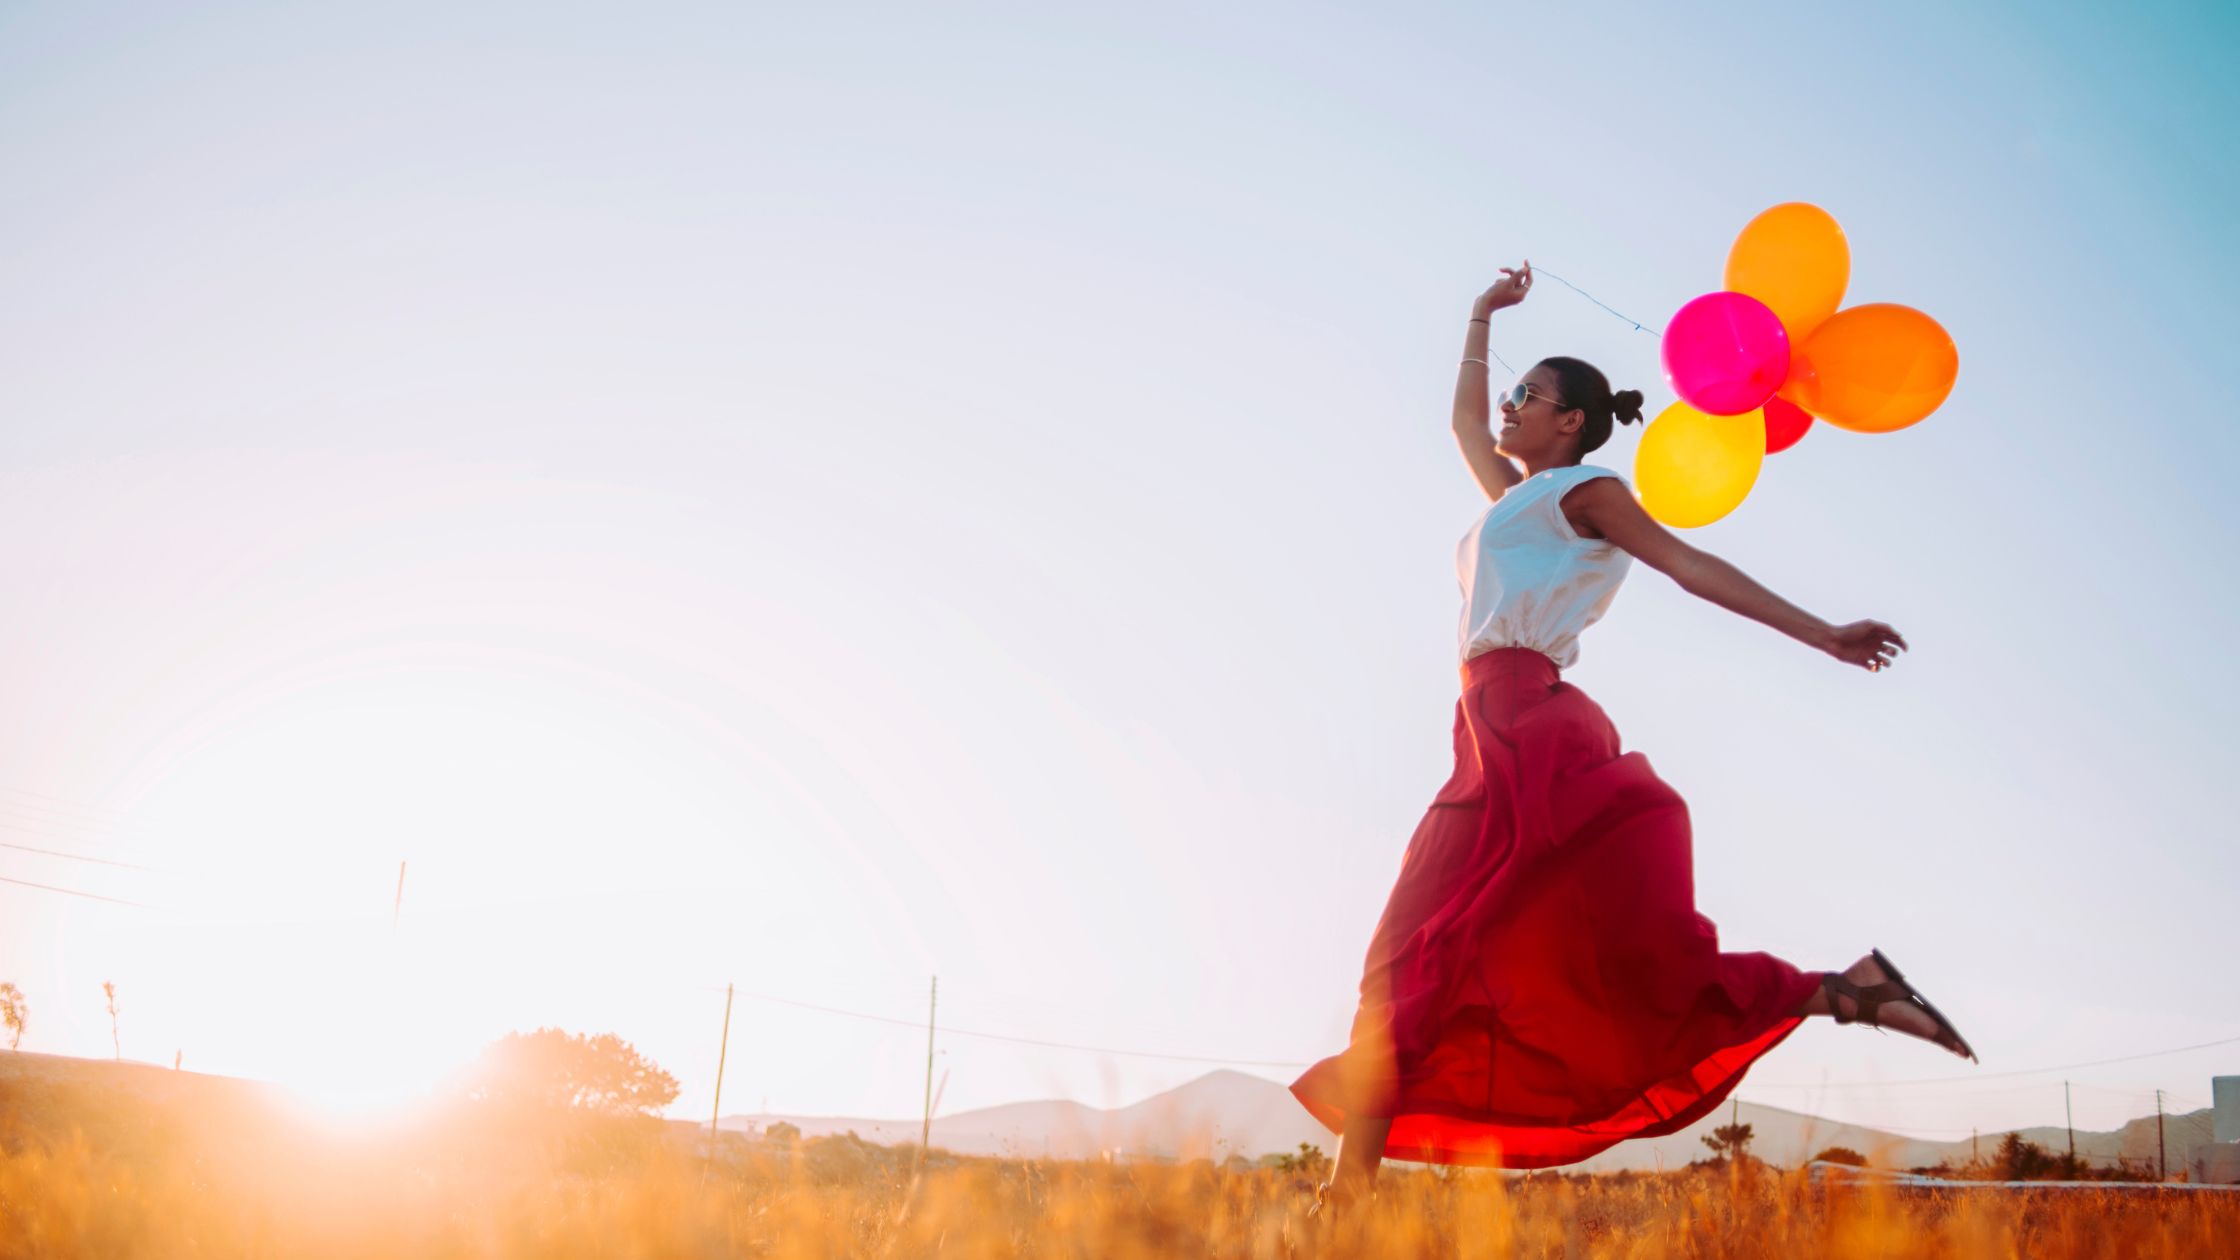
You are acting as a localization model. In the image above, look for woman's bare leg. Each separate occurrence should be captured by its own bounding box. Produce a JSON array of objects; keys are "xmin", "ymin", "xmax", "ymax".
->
[{"xmin": 1327, "ymin": 1113, "xmax": 1393, "ymax": 1198}]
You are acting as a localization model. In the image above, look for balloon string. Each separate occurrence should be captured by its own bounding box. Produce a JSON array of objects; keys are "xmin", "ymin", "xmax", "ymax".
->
[
  {"xmin": 1533, "ymin": 267, "xmax": 1666, "ymax": 337},
  {"xmin": 1484, "ymin": 264, "xmax": 1659, "ymax": 377}
]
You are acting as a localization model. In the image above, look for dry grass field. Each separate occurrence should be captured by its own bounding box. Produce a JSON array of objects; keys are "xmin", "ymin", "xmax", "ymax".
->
[{"xmin": 2, "ymin": 1054, "xmax": 2233, "ymax": 1258}]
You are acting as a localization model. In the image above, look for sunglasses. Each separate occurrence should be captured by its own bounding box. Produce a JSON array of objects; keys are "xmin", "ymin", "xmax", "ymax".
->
[{"xmin": 1501, "ymin": 381, "xmax": 1573, "ymax": 413}]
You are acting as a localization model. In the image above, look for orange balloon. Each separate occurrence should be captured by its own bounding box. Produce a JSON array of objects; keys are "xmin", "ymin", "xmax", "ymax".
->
[
  {"xmin": 1787, "ymin": 303, "xmax": 1958, "ymax": 434},
  {"xmin": 1724, "ymin": 203, "xmax": 1849, "ymax": 343}
]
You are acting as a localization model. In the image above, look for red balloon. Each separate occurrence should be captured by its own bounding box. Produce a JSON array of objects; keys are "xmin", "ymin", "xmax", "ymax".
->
[{"xmin": 1763, "ymin": 397, "xmax": 1813, "ymax": 454}]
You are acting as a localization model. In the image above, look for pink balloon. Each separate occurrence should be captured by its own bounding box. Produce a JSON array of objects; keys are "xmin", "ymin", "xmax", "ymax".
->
[{"xmin": 1662, "ymin": 291, "xmax": 1791, "ymax": 416}]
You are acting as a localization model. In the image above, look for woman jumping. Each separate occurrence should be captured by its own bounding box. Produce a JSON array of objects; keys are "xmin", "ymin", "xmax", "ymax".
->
[{"xmin": 1289, "ymin": 261, "xmax": 1976, "ymax": 1213}]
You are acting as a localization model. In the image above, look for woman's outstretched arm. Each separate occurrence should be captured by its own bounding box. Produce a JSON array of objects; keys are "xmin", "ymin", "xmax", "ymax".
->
[
  {"xmin": 1454, "ymin": 265, "xmax": 1532, "ymax": 502},
  {"xmin": 1566, "ymin": 477, "xmax": 1908, "ymax": 672}
]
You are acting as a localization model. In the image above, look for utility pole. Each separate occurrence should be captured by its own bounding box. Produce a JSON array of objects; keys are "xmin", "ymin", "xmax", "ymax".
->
[
  {"xmin": 1972, "ymin": 1128, "xmax": 1979, "ymax": 1166},
  {"xmin": 2157, "ymin": 1089, "xmax": 2167, "ymax": 1181},
  {"xmin": 391, "ymin": 861, "xmax": 407, "ymax": 937},
  {"xmin": 708, "ymin": 984, "xmax": 735, "ymax": 1160},
  {"xmin": 919, "ymin": 976, "xmax": 939, "ymax": 1161},
  {"xmin": 2065, "ymin": 1081, "xmax": 2076, "ymax": 1172}
]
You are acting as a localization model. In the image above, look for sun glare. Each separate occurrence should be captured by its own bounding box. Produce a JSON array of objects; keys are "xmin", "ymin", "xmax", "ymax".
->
[
  {"xmin": 275, "ymin": 1024, "xmax": 466, "ymax": 1129},
  {"xmin": 284, "ymin": 1074, "xmax": 435, "ymax": 1128}
]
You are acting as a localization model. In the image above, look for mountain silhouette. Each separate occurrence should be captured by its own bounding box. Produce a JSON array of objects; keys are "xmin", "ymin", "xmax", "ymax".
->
[{"xmin": 719, "ymin": 1068, "xmax": 2221, "ymax": 1172}]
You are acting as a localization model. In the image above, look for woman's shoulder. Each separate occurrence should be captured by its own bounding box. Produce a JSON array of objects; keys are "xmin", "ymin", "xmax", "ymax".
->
[
  {"xmin": 1564, "ymin": 462, "xmax": 1627, "ymax": 485},
  {"xmin": 1540, "ymin": 463, "xmax": 1629, "ymax": 496},
  {"xmin": 1515, "ymin": 463, "xmax": 1625, "ymax": 488},
  {"xmin": 1484, "ymin": 465, "xmax": 1628, "ymax": 527},
  {"xmin": 1548, "ymin": 465, "xmax": 1633, "ymax": 544}
]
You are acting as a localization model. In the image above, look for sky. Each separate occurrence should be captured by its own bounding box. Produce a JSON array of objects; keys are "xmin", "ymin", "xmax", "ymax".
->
[{"xmin": 1, "ymin": 0, "xmax": 2236, "ymax": 1146}]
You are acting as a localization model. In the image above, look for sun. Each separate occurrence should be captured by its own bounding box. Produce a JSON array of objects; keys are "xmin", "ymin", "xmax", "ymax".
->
[{"xmin": 275, "ymin": 1022, "xmax": 465, "ymax": 1129}]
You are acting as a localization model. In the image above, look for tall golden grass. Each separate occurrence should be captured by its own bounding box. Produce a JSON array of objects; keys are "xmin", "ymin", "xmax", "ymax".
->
[
  {"xmin": 4, "ymin": 1054, "xmax": 2234, "ymax": 1257},
  {"xmin": 3, "ymin": 1109, "xmax": 2234, "ymax": 1259}
]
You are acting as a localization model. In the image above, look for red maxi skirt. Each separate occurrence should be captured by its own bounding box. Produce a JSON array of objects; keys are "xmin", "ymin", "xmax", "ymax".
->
[{"xmin": 1290, "ymin": 647, "xmax": 1824, "ymax": 1169}]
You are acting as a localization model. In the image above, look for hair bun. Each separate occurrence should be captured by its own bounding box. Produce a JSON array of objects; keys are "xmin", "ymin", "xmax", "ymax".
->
[{"xmin": 1611, "ymin": 389, "xmax": 1646, "ymax": 426}]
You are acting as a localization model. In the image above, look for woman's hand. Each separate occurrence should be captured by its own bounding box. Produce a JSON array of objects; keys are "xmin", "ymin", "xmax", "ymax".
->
[
  {"xmin": 1476, "ymin": 261, "xmax": 1533, "ymax": 314},
  {"xmin": 1819, "ymin": 620, "xmax": 1908, "ymax": 673}
]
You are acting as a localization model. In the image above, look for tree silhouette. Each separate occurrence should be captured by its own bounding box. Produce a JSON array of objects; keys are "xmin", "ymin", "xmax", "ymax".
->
[
  {"xmin": 0, "ymin": 983, "xmax": 24, "ymax": 1051},
  {"xmin": 1701, "ymin": 1119, "xmax": 1755, "ymax": 1165},
  {"xmin": 1997, "ymin": 1133, "xmax": 2057, "ymax": 1180},
  {"xmin": 102, "ymin": 981, "xmax": 120, "ymax": 1060},
  {"xmin": 1810, "ymin": 1146, "xmax": 1866, "ymax": 1167},
  {"xmin": 467, "ymin": 1028, "xmax": 679, "ymax": 1116},
  {"xmin": 1272, "ymin": 1142, "xmax": 1330, "ymax": 1178}
]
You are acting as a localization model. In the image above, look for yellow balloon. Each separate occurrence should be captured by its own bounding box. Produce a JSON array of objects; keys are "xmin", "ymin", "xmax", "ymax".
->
[
  {"xmin": 1635, "ymin": 402, "xmax": 1766, "ymax": 529},
  {"xmin": 1724, "ymin": 203, "xmax": 1850, "ymax": 343},
  {"xmin": 1787, "ymin": 303, "xmax": 1958, "ymax": 433}
]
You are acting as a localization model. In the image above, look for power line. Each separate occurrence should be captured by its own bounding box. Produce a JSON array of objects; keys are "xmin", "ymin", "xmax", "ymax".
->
[
  {"xmin": 685, "ymin": 980, "xmax": 2240, "ymax": 1085},
  {"xmin": 0, "ymin": 801, "xmax": 159, "ymax": 839},
  {"xmin": 0, "ymin": 802, "xmax": 175, "ymax": 863},
  {"xmin": 2070, "ymin": 1083, "xmax": 2176, "ymax": 1098},
  {"xmin": 0, "ymin": 792, "xmax": 179, "ymax": 855},
  {"xmin": 941, "ymin": 1020, "xmax": 1307, "ymax": 1069},
  {"xmin": 1756, "ymin": 1076, "xmax": 2105, "ymax": 1094},
  {"xmin": 712, "ymin": 975, "xmax": 2240, "ymax": 1085},
  {"xmin": 0, "ymin": 810, "xmax": 154, "ymax": 846},
  {"xmin": 0, "ymin": 834, "xmax": 161, "ymax": 872},
  {"xmin": 0, "ymin": 812, "xmax": 354, "ymax": 890},
  {"xmin": 724, "ymin": 985, "xmax": 1310, "ymax": 1070},
  {"xmin": 0, "ymin": 785, "xmax": 148, "ymax": 822},
  {"xmin": 1752, "ymin": 1079, "xmax": 2195, "ymax": 1103},
  {"xmin": 8, "ymin": 857, "xmax": 2230, "ymax": 1089},
  {"xmin": 0, "ymin": 784, "xmax": 104, "ymax": 805},
  {"xmin": 0, "ymin": 873, "xmax": 150, "ymax": 907},
  {"xmin": 8, "ymin": 785, "xmax": 2230, "ymax": 1093},
  {"xmin": 1753, "ymin": 1033, "xmax": 2240, "ymax": 1090}
]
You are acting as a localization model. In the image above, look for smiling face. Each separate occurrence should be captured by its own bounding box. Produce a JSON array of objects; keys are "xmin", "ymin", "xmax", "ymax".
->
[{"xmin": 1494, "ymin": 363, "xmax": 1588, "ymax": 464}]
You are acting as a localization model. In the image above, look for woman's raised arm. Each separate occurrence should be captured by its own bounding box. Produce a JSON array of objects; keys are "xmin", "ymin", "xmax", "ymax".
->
[
  {"xmin": 1454, "ymin": 265, "xmax": 1532, "ymax": 502},
  {"xmin": 1565, "ymin": 477, "xmax": 1908, "ymax": 673}
]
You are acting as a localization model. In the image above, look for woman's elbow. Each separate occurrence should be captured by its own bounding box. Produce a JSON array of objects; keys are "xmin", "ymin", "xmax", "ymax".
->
[{"xmin": 1661, "ymin": 551, "xmax": 1716, "ymax": 595}]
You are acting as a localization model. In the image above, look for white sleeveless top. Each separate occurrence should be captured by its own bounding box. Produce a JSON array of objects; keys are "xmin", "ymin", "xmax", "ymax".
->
[{"xmin": 1456, "ymin": 464, "xmax": 1632, "ymax": 669}]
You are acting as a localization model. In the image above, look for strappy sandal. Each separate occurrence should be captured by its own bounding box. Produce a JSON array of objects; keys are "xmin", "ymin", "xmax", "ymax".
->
[
  {"xmin": 1306, "ymin": 1179, "xmax": 1369, "ymax": 1222},
  {"xmin": 1821, "ymin": 947, "xmax": 1979, "ymax": 1063}
]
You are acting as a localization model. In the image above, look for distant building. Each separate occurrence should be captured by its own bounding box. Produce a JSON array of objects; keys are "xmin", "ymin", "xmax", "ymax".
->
[{"xmin": 2197, "ymin": 1076, "xmax": 2240, "ymax": 1185}]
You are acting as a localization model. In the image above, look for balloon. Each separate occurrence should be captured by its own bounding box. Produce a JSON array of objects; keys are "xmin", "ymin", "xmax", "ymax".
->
[
  {"xmin": 1635, "ymin": 401, "xmax": 1766, "ymax": 528},
  {"xmin": 1763, "ymin": 396, "xmax": 1813, "ymax": 454},
  {"xmin": 1787, "ymin": 303, "xmax": 1958, "ymax": 433},
  {"xmin": 1725, "ymin": 203, "xmax": 1850, "ymax": 342},
  {"xmin": 1661, "ymin": 291, "xmax": 1790, "ymax": 416}
]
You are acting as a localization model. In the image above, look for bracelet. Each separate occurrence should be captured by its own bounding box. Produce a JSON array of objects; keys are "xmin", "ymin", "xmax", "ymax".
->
[
  {"xmin": 1469, "ymin": 317, "xmax": 1489, "ymax": 325},
  {"xmin": 1460, "ymin": 357, "xmax": 1489, "ymax": 367}
]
